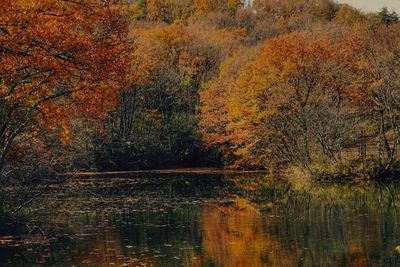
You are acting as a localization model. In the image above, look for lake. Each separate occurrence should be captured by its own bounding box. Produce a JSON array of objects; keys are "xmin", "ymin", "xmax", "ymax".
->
[{"xmin": 1, "ymin": 173, "xmax": 400, "ymax": 266}]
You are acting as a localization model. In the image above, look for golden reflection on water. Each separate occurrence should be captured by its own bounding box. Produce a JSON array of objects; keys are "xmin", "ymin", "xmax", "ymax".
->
[
  {"xmin": 199, "ymin": 199, "xmax": 292, "ymax": 267},
  {"xmin": 197, "ymin": 198, "xmax": 386, "ymax": 267}
]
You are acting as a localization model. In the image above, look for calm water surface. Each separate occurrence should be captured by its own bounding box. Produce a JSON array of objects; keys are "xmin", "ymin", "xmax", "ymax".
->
[{"xmin": 2, "ymin": 173, "xmax": 400, "ymax": 266}]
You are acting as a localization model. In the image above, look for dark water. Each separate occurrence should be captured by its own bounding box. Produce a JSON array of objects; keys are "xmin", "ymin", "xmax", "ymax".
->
[{"xmin": 2, "ymin": 173, "xmax": 400, "ymax": 266}]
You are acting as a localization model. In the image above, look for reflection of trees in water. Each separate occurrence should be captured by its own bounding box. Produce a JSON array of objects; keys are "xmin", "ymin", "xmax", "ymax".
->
[
  {"xmin": 197, "ymin": 178, "xmax": 400, "ymax": 267},
  {"xmin": 200, "ymin": 199, "xmax": 293, "ymax": 267},
  {"xmin": 70, "ymin": 176, "xmax": 400, "ymax": 267},
  {"xmin": 6, "ymin": 174, "xmax": 223, "ymax": 266},
  {"xmin": 71, "ymin": 213, "xmax": 164, "ymax": 267},
  {"xmin": 73, "ymin": 221, "xmax": 134, "ymax": 266},
  {"xmin": 5, "ymin": 174, "xmax": 400, "ymax": 266},
  {"xmin": 69, "ymin": 210, "xmax": 205, "ymax": 267}
]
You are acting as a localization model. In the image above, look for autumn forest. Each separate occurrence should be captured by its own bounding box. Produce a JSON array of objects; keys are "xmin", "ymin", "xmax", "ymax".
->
[
  {"xmin": 3, "ymin": 0, "xmax": 400, "ymax": 264},
  {"xmin": 2, "ymin": 0, "xmax": 400, "ymax": 183}
]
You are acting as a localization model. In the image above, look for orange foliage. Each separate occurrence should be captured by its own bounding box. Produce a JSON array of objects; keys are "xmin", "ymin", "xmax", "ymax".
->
[
  {"xmin": 131, "ymin": 23, "xmax": 191, "ymax": 84},
  {"xmin": 334, "ymin": 4, "xmax": 368, "ymax": 26},
  {"xmin": 146, "ymin": 0, "xmax": 193, "ymax": 22},
  {"xmin": 193, "ymin": 0, "xmax": 242, "ymax": 15},
  {"xmin": 0, "ymin": 0, "xmax": 132, "ymax": 149},
  {"xmin": 199, "ymin": 47, "xmax": 257, "ymax": 163},
  {"xmin": 200, "ymin": 30, "xmax": 366, "ymax": 167}
]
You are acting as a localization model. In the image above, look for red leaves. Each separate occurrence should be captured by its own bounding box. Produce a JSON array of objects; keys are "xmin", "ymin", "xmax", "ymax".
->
[{"xmin": 0, "ymin": 0, "xmax": 132, "ymax": 140}]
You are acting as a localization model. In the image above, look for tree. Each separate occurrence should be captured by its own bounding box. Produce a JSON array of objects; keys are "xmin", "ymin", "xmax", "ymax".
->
[
  {"xmin": 145, "ymin": 0, "xmax": 193, "ymax": 23},
  {"xmin": 333, "ymin": 4, "xmax": 367, "ymax": 26},
  {"xmin": 89, "ymin": 23, "xmax": 226, "ymax": 169},
  {"xmin": 193, "ymin": 0, "xmax": 243, "ymax": 15},
  {"xmin": 378, "ymin": 7, "xmax": 399, "ymax": 25},
  {"xmin": 199, "ymin": 47, "xmax": 257, "ymax": 166},
  {"xmin": 201, "ymin": 31, "xmax": 364, "ymax": 171},
  {"xmin": 353, "ymin": 24, "xmax": 400, "ymax": 176},
  {"xmin": 0, "ymin": 0, "xmax": 132, "ymax": 175}
]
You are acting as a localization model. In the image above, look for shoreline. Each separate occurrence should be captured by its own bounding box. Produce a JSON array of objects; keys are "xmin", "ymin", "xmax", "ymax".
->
[{"xmin": 58, "ymin": 168, "xmax": 269, "ymax": 177}]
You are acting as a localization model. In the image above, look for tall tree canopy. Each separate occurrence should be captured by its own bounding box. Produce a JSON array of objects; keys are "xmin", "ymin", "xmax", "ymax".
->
[
  {"xmin": 2, "ymin": 0, "xmax": 400, "ymax": 178},
  {"xmin": 0, "ymin": 0, "xmax": 132, "ymax": 173}
]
